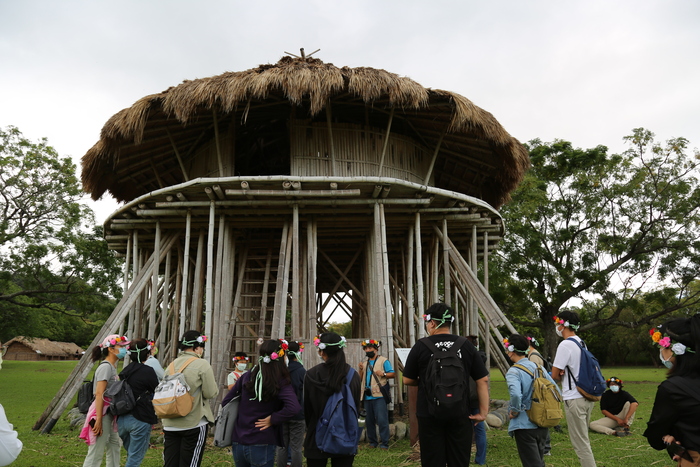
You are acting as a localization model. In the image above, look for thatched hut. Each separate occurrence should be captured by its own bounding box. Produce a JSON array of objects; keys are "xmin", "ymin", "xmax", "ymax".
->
[
  {"xmin": 3, "ymin": 337, "xmax": 83, "ymax": 361},
  {"xmin": 36, "ymin": 54, "xmax": 525, "ymax": 432}
]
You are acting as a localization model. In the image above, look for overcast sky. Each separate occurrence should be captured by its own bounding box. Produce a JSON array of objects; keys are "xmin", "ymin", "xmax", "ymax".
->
[{"xmin": 1, "ymin": 0, "xmax": 698, "ymax": 223}]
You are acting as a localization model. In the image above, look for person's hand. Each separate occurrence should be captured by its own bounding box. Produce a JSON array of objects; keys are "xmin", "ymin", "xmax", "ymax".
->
[
  {"xmin": 507, "ymin": 411, "xmax": 517, "ymax": 420},
  {"xmin": 469, "ymin": 411, "xmax": 487, "ymax": 422},
  {"xmin": 91, "ymin": 418, "xmax": 103, "ymax": 436},
  {"xmin": 255, "ymin": 416, "xmax": 272, "ymax": 431},
  {"xmin": 663, "ymin": 435, "xmax": 676, "ymax": 445}
]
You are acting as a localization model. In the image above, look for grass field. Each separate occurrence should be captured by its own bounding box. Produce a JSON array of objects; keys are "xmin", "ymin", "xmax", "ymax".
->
[{"xmin": 0, "ymin": 360, "xmax": 677, "ymax": 466}]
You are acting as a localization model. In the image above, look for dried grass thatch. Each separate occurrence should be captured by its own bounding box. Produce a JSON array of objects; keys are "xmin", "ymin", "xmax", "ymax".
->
[{"xmin": 82, "ymin": 56, "xmax": 529, "ymax": 208}]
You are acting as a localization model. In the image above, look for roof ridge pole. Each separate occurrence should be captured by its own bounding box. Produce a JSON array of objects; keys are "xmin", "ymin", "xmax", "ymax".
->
[
  {"xmin": 423, "ymin": 128, "xmax": 447, "ymax": 185},
  {"xmin": 212, "ymin": 107, "xmax": 224, "ymax": 176},
  {"xmin": 325, "ymin": 99, "xmax": 336, "ymax": 176},
  {"xmin": 377, "ymin": 107, "xmax": 395, "ymax": 176}
]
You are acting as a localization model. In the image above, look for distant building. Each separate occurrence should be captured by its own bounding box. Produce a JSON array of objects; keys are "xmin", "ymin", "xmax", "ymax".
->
[{"xmin": 3, "ymin": 337, "xmax": 83, "ymax": 361}]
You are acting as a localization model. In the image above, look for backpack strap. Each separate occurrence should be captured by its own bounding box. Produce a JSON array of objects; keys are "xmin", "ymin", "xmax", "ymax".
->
[
  {"xmin": 513, "ymin": 363, "xmax": 535, "ymax": 378},
  {"xmin": 368, "ymin": 356, "xmax": 387, "ymax": 387},
  {"xmin": 168, "ymin": 356, "xmax": 198, "ymax": 375},
  {"xmin": 564, "ymin": 337, "xmax": 584, "ymax": 390}
]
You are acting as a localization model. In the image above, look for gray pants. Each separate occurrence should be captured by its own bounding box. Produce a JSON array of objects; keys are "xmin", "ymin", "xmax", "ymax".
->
[
  {"xmin": 276, "ymin": 419, "xmax": 305, "ymax": 467},
  {"xmin": 564, "ymin": 397, "xmax": 596, "ymax": 467},
  {"xmin": 513, "ymin": 427, "xmax": 548, "ymax": 467}
]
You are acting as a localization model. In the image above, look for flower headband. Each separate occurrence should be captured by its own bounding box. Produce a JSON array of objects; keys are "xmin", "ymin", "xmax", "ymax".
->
[
  {"xmin": 100, "ymin": 335, "xmax": 129, "ymax": 348},
  {"xmin": 182, "ymin": 335, "xmax": 208, "ymax": 346},
  {"xmin": 423, "ymin": 312, "xmax": 454, "ymax": 327},
  {"xmin": 129, "ymin": 342, "xmax": 152, "ymax": 354},
  {"xmin": 649, "ymin": 327, "xmax": 695, "ymax": 355},
  {"xmin": 553, "ymin": 316, "xmax": 579, "ymax": 331},
  {"xmin": 314, "ymin": 335, "xmax": 347, "ymax": 350},
  {"xmin": 502, "ymin": 338, "xmax": 515, "ymax": 352},
  {"xmin": 526, "ymin": 336, "xmax": 539, "ymax": 347},
  {"xmin": 606, "ymin": 377, "xmax": 623, "ymax": 386},
  {"xmin": 361, "ymin": 339, "xmax": 381, "ymax": 347},
  {"xmin": 233, "ymin": 355, "xmax": 250, "ymax": 363},
  {"xmin": 259, "ymin": 339, "xmax": 288, "ymax": 364}
]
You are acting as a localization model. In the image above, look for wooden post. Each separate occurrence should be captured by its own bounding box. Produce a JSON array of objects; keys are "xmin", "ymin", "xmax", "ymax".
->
[
  {"xmin": 204, "ymin": 202, "xmax": 216, "ymax": 360},
  {"xmin": 179, "ymin": 211, "xmax": 192, "ymax": 337},
  {"xmin": 379, "ymin": 204, "xmax": 396, "ymax": 406},
  {"xmin": 442, "ymin": 218, "xmax": 451, "ymax": 306},
  {"xmin": 271, "ymin": 222, "xmax": 290, "ymax": 339},
  {"xmin": 307, "ymin": 219, "xmax": 317, "ymax": 339},
  {"xmin": 406, "ymin": 225, "xmax": 416, "ymax": 346},
  {"xmin": 292, "ymin": 204, "xmax": 300, "ymax": 339},
  {"xmin": 414, "ymin": 213, "xmax": 425, "ymax": 339},
  {"xmin": 159, "ymin": 248, "xmax": 172, "ymax": 350},
  {"xmin": 377, "ymin": 107, "xmax": 395, "ymax": 176},
  {"xmin": 325, "ymin": 99, "xmax": 336, "ymax": 176},
  {"xmin": 148, "ymin": 221, "xmax": 161, "ymax": 338},
  {"xmin": 191, "ymin": 229, "xmax": 206, "ymax": 329}
]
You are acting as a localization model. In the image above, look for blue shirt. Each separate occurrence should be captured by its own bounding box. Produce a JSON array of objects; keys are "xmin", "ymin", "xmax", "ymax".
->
[{"xmin": 505, "ymin": 358, "xmax": 559, "ymax": 433}]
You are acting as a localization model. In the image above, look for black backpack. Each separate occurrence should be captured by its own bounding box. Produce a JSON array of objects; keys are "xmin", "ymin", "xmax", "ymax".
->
[
  {"xmin": 421, "ymin": 336, "xmax": 469, "ymax": 419},
  {"xmin": 77, "ymin": 361, "xmax": 109, "ymax": 413},
  {"xmin": 106, "ymin": 371, "xmax": 138, "ymax": 416},
  {"xmin": 529, "ymin": 350, "xmax": 553, "ymax": 373}
]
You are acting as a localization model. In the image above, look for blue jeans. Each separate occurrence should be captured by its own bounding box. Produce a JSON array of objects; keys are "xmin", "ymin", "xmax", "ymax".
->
[
  {"xmin": 364, "ymin": 397, "xmax": 390, "ymax": 448},
  {"xmin": 116, "ymin": 414, "xmax": 152, "ymax": 467},
  {"xmin": 470, "ymin": 407, "xmax": 487, "ymax": 465},
  {"xmin": 232, "ymin": 442, "xmax": 277, "ymax": 467}
]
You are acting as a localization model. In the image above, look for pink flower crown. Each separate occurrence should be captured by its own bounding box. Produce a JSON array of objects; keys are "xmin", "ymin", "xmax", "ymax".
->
[
  {"xmin": 313, "ymin": 335, "xmax": 347, "ymax": 350},
  {"xmin": 649, "ymin": 327, "xmax": 695, "ymax": 356}
]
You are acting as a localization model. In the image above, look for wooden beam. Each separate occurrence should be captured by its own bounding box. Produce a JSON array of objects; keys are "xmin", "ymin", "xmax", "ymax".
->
[{"xmin": 377, "ymin": 107, "xmax": 395, "ymax": 176}]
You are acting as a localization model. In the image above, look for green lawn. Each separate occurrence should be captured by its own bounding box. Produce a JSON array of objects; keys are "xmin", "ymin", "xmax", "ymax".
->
[{"xmin": 0, "ymin": 361, "xmax": 677, "ymax": 466}]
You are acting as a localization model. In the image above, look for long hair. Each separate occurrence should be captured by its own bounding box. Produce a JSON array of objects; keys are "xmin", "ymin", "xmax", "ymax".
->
[
  {"xmin": 91, "ymin": 346, "xmax": 109, "ymax": 362},
  {"xmin": 319, "ymin": 332, "xmax": 348, "ymax": 393},
  {"xmin": 661, "ymin": 315, "xmax": 700, "ymax": 378},
  {"xmin": 128, "ymin": 338, "xmax": 151, "ymax": 363},
  {"xmin": 244, "ymin": 340, "xmax": 291, "ymax": 402}
]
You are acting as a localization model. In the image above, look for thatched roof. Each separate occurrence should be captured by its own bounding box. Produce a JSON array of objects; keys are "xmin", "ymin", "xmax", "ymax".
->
[
  {"xmin": 4, "ymin": 336, "xmax": 83, "ymax": 357},
  {"xmin": 82, "ymin": 56, "xmax": 529, "ymax": 208}
]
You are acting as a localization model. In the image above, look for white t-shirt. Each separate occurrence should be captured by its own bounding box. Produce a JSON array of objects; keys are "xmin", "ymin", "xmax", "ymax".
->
[
  {"xmin": 0, "ymin": 403, "xmax": 22, "ymax": 465},
  {"xmin": 553, "ymin": 336, "xmax": 584, "ymax": 400}
]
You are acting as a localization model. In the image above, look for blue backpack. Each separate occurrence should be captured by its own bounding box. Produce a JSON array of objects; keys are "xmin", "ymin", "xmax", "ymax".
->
[
  {"xmin": 565, "ymin": 338, "xmax": 606, "ymax": 401},
  {"xmin": 316, "ymin": 367, "xmax": 360, "ymax": 456}
]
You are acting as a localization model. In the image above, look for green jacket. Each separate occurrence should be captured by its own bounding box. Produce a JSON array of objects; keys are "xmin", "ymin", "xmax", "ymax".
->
[{"xmin": 161, "ymin": 351, "xmax": 219, "ymax": 429}]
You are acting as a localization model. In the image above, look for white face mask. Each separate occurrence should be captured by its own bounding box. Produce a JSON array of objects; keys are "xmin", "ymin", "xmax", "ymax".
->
[
  {"xmin": 236, "ymin": 363, "xmax": 247, "ymax": 372},
  {"xmin": 610, "ymin": 385, "xmax": 620, "ymax": 393},
  {"xmin": 659, "ymin": 350, "xmax": 674, "ymax": 369},
  {"xmin": 555, "ymin": 326, "xmax": 564, "ymax": 338}
]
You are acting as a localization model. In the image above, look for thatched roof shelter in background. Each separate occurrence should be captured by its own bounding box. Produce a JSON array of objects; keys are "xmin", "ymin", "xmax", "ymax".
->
[
  {"xmin": 82, "ymin": 56, "xmax": 529, "ymax": 208},
  {"xmin": 3, "ymin": 337, "xmax": 83, "ymax": 361}
]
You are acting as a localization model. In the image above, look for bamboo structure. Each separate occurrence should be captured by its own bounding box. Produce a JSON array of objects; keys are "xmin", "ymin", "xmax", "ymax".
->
[{"xmin": 36, "ymin": 54, "xmax": 529, "ymax": 432}]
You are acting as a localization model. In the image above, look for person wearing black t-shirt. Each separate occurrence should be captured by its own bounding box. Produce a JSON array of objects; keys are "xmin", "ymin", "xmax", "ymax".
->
[
  {"xmin": 403, "ymin": 303, "xmax": 489, "ymax": 467},
  {"xmin": 589, "ymin": 377, "xmax": 638, "ymax": 436},
  {"xmin": 117, "ymin": 338, "xmax": 159, "ymax": 467}
]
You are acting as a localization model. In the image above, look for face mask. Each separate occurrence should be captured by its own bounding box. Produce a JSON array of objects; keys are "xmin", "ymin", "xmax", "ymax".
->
[
  {"xmin": 365, "ymin": 351, "xmax": 376, "ymax": 359},
  {"xmin": 116, "ymin": 347, "xmax": 127, "ymax": 360},
  {"xmin": 659, "ymin": 351, "xmax": 673, "ymax": 369},
  {"xmin": 610, "ymin": 385, "xmax": 620, "ymax": 393},
  {"xmin": 236, "ymin": 363, "xmax": 247, "ymax": 371},
  {"xmin": 555, "ymin": 326, "xmax": 563, "ymax": 338}
]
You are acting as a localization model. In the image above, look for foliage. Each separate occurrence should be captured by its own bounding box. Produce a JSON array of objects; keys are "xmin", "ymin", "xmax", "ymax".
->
[
  {"xmin": 0, "ymin": 126, "xmax": 122, "ymax": 344},
  {"xmin": 491, "ymin": 129, "xmax": 700, "ymax": 357},
  {"xmin": 327, "ymin": 320, "xmax": 353, "ymax": 337}
]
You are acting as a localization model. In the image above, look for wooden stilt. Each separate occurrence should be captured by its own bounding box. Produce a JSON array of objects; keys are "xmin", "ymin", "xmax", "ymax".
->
[
  {"xmin": 414, "ymin": 213, "xmax": 425, "ymax": 339},
  {"xmin": 179, "ymin": 211, "xmax": 192, "ymax": 337}
]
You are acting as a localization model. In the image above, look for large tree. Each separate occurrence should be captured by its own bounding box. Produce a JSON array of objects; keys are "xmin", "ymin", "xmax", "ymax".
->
[
  {"xmin": 0, "ymin": 126, "xmax": 122, "ymax": 344},
  {"xmin": 490, "ymin": 129, "xmax": 700, "ymax": 357}
]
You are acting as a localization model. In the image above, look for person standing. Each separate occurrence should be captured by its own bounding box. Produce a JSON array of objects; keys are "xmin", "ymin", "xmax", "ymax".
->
[
  {"xmin": 277, "ymin": 340, "xmax": 306, "ymax": 467},
  {"xmin": 228, "ymin": 352, "xmax": 250, "ymax": 390},
  {"xmin": 358, "ymin": 339, "xmax": 394, "ymax": 450},
  {"xmin": 589, "ymin": 377, "xmax": 638, "ymax": 437},
  {"xmin": 504, "ymin": 334, "xmax": 560, "ymax": 467},
  {"xmin": 525, "ymin": 333, "xmax": 553, "ymax": 456},
  {"xmin": 143, "ymin": 339, "xmax": 164, "ymax": 381},
  {"xmin": 117, "ymin": 338, "xmax": 159, "ymax": 467},
  {"xmin": 304, "ymin": 332, "xmax": 361, "ymax": 467},
  {"xmin": 403, "ymin": 303, "xmax": 490, "ymax": 467},
  {"xmin": 223, "ymin": 339, "xmax": 301, "ymax": 467},
  {"xmin": 644, "ymin": 315, "xmax": 700, "ymax": 465},
  {"xmin": 551, "ymin": 311, "xmax": 596, "ymax": 467},
  {"xmin": 162, "ymin": 330, "xmax": 218, "ymax": 467},
  {"xmin": 81, "ymin": 334, "xmax": 129, "ymax": 467},
  {"xmin": 465, "ymin": 335, "xmax": 487, "ymax": 466}
]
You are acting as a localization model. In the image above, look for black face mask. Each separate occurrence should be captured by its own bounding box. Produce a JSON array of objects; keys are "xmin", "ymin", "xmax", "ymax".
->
[{"xmin": 365, "ymin": 351, "xmax": 376, "ymax": 359}]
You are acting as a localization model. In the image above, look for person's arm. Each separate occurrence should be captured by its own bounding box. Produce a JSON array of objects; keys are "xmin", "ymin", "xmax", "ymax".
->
[
  {"xmin": 382, "ymin": 359, "xmax": 395, "ymax": 379},
  {"xmin": 622, "ymin": 402, "xmax": 639, "ymax": 426},
  {"xmin": 200, "ymin": 363, "xmax": 219, "ymax": 400},
  {"xmin": 505, "ymin": 369, "xmax": 522, "ymax": 419},
  {"xmin": 644, "ymin": 384, "xmax": 677, "ymax": 451},
  {"xmin": 468, "ymin": 376, "xmax": 489, "ymax": 421},
  {"xmin": 264, "ymin": 383, "xmax": 302, "ymax": 429},
  {"xmin": 601, "ymin": 409, "xmax": 625, "ymax": 425},
  {"xmin": 92, "ymin": 379, "xmax": 107, "ymax": 436},
  {"xmin": 551, "ymin": 366, "xmax": 564, "ymax": 382}
]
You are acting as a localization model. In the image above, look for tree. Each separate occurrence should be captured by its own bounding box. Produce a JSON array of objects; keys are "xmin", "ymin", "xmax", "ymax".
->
[
  {"xmin": 490, "ymin": 129, "xmax": 700, "ymax": 358},
  {"xmin": 0, "ymin": 126, "xmax": 122, "ymax": 343}
]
